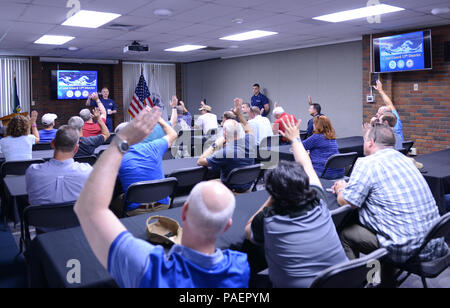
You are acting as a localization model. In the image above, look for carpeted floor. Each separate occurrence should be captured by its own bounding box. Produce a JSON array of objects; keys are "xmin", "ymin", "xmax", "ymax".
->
[{"xmin": 0, "ymin": 221, "xmax": 27, "ymax": 288}]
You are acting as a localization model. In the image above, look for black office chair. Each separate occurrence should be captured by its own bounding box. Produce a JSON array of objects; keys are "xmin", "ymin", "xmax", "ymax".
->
[
  {"xmin": 168, "ymin": 166, "xmax": 207, "ymax": 208},
  {"xmin": 163, "ymin": 149, "xmax": 174, "ymax": 160},
  {"xmin": 104, "ymin": 133, "xmax": 116, "ymax": 145},
  {"xmin": 330, "ymin": 205, "xmax": 356, "ymax": 231},
  {"xmin": 23, "ymin": 202, "xmax": 79, "ymax": 252},
  {"xmin": 310, "ymin": 248, "xmax": 388, "ymax": 288},
  {"xmin": 74, "ymin": 155, "xmax": 97, "ymax": 166},
  {"xmin": 259, "ymin": 135, "xmax": 280, "ymax": 150},
  {"xmin": 124, "ymin": 177, "xmax": 178, "ymax": 216},
  {"xmin": 402, "ymin": 141, "xmax": 414, "ymax": 155},
  {"xmin": 395, "ymin": 212, "xmax": 450, "ymax": 288},
  {"xmin": 32, "ymin": 143, "xmax": 52, "ymax": 151},
  {"xmin": 0, "ymin": 159, "xmax": 45, "ymax": 228},
  {"xmin": 320, "ymin": 152, "xmax": 359, "ymax": 179},
  {"xmin": 398, "ymin": 148, "xmax": 408, "ymax": 155},
  {"xmin": 224, "ymin": 164, "xmax": 262, "ymax": 193}
]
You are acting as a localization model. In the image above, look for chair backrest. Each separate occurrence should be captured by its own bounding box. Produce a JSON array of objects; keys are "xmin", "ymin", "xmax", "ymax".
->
[
  {"xmin": 125, "ymin": 177, "xmax": 178, "ymax": 208},
  {"xmin": 225, "ymin": 164, "xmax": 262, "ymax": 186},
  {"xmin": 163, "ymin": 149, "xmax": 174, "ymax": 160},
  {"xmin": 259, "ymin": 135, "xmax": 280, "ymax": 149},
  {"xmin": 398, "ymin": 148, "xmax": 408, "ymax": 155},
  {"xmin": 310, "ymin": 248, "xmax": 388, "ymax": 288},
  {"xmin": 402, "ymin": 141, "xmax": 414, "ymax": 154},
  {"xmin": 32, "ymin": 143, "xmax": 52, "ymax": 151},
  {"xmin": 1, "ymin": 159, "xmax": 46, "ymax": 178},
  {"xmin": 409, "ymin": 212, "xmax": 450, "ymax": 262},
  {"xmin": 104, "ymin": 133, "xmax": 116, "ymax": 145},
  {"xmin": 169, "ymin": 166, "xmax": 207, "ymax": 190},
  {"xmin": 321, "ymin": 152, "xmax": 359, "ymax": 178},
  {"xmin": 330, "ymin": 205, "xmax": 355, "ymax": 230},
  {"xmin": 74, "ymin": 155, "xmax": 97, "ymax": 166},
  {"xmin": 23, "ymin": 202, "xmax": 79, "ymax": 247}
]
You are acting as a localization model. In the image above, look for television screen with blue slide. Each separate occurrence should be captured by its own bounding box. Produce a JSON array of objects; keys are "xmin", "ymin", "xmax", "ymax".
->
[
  {"xmin": 374, "ymin": 30, "xmax": 432, "ymax": 73},
  {"xmin": 56, "ymin": 70, "xmax": 98, "ymax": 100}
]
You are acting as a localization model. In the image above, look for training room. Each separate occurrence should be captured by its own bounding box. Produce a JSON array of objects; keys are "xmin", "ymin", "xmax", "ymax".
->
[{"xmin": 0, "ymin": 0, "xmax": 449, "ymax": 291}]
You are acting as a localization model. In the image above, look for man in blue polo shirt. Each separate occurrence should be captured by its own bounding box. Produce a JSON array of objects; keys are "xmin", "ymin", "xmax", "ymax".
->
[
  {"xmin": 251, "ymin": 83, "xmax": 270, "ymax": 117},
  {"xmin": 86, "ymin": 87, "xmax": 117, "ymax": 132},
  {"xmin": 73, "ymin": 107, "xmax": 250, "ymax": 288}
]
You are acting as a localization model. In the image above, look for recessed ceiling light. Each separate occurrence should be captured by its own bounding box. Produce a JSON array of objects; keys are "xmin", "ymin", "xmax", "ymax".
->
[
  {"xmin": 229, "ymin": 45, "xmax": 239, "ymax": 49},
  {"xmin": 68, "ymin": 46, "xmax": 79, "ymax": 51},
  {"xmin": 34, "ymin": 35, "xmax": 75, "ymax": 45},
  {"xmin": 232, "ymin": 18, "xmax": 244, "ymax": 24},
  {"xmin": 62, "ymin": 10, "xmax": 121, "ymax": 28},
  {"xmin": 313, "ymin": 4, "xmax": 404, "ymax": 23},
  {"xmin": 220, "ymin": 30, "xmax": 278, "ymax": 41},
  {"xmin": 154, "ymin": 9, "xmax": 173, "ymax": 17},
  {"xmin": 165, "ymin": 45, "xmax": 207, "ymax": 52}
]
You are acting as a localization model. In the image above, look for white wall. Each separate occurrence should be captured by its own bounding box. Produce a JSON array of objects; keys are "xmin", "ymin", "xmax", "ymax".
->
[{"xmin": 183, "ymin": 41, "xmax": 363, "ymax": 137}]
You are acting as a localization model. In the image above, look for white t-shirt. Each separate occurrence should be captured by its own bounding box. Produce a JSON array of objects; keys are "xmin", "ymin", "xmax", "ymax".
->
[
  {"xmin": 248, "ymin": 115, "xmax": 273, "ymax": 145},
  {"xmin": 0, "ymin": 135, "xmax": 36, "ymax": 162},
  {"xmin": 196, "ymin": 113, "xmax": 218, "ymax": 135}
]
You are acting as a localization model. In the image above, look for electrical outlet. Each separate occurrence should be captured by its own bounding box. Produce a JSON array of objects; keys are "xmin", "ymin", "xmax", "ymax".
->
[
  {"xmin": 414, "ymin": 84, "xmax": 419, "ymax": 91},
  {"xmin": 366, "ymin": 95, "xmax": 374, "ymax": 103}
]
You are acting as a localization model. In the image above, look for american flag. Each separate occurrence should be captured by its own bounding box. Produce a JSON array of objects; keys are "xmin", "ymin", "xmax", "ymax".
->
[{"xmin": 128, "ymin": 74, "xmax": 154, "ymax": 118}]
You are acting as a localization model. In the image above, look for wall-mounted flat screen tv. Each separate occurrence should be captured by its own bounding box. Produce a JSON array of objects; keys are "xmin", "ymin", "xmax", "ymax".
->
[
  {"xmin": 51, "ymin": 70, "xmax": 98, "ymax": 100},
  {"xmin": 373, "ymin": 30, "xmax": 432, "ymax": 73}
]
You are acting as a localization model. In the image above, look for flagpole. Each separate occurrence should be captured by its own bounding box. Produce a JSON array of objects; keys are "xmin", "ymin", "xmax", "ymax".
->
[{"xmin": 141, "ymin": 65, "xmax": 145, "ymax": 107}]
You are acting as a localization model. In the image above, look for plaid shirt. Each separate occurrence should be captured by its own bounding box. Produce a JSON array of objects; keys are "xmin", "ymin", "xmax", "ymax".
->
[{"xmin": 343, "ymin": 148, "xmax": 448, "ymax": 263}]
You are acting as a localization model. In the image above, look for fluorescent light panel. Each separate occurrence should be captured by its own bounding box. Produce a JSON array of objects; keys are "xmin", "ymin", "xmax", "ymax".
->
[
  {"xmin": 220, "ymin": 30, "xmax": 278, "ymax": 41},
  {"xmin": 34, "ymin": 35, "xmax": 75, "ymax": 45},
  {"xmin": 313, "ymin": 4, "xmax": 405, "ymax": 23},
  {"xmin": 62, "ymin": 10, "xmax": 121, "ymax": 28},
  {"xmin": 165, "ymin": 45, "xmax": 206, "ymax": 52}
]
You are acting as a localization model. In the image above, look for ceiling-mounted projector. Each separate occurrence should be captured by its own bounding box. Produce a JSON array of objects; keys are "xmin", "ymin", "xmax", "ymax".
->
[{"xmin": 124, "ymin": 41, "xmax": 149, "ymax": 53}]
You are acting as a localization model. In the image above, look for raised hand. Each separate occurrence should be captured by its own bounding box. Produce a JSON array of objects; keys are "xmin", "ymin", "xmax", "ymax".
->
[
  {"xmin": 308, "ymin": 96, "xmax": 312, "ymax": 105},
  {"xmin": 117, "ymin": 107, "xmax": 162, "ymax": 146},
  {"xmin": 279, "ymin": 116, "xmax": 301, "ymax": 143},
  {"xmin": 92, "ymin": 107, "xmax": 101, "ymax": 120},
  {"xmin": 30, "ymin": 110, "xmax": 38, "ymax": 124},
  {"xmin": 373, "ymin": 80, "xmax": 384, "ymax": 92},
  {"xmin": 233, "ymin": 98, "xmax": 243, "ymax": 114},
  {"xmin": 170, "ymin": 95, "xmax": 178, "ymax": 108},
  {"xmin": 274, "ymin": 101, "xmax": 279, "ymax": 109}
]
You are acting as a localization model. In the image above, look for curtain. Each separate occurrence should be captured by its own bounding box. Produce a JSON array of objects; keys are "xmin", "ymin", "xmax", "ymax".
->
[
  {"xmin": 0, "ymin": 57, "xmax": 31, "ymax": 118},
  {"xmin": 122, "ymin": 62, "xmax": 176, "ymax": 122}
]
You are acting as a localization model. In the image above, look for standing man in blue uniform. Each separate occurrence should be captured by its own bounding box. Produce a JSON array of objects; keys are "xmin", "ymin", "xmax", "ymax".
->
[
  {"xmin": 251, "ymin": 84, "xmax": 270, "ymax": 117},
  {"xmin": 86, "ymin": 87, "xmax": 117, "ymax": 132}
]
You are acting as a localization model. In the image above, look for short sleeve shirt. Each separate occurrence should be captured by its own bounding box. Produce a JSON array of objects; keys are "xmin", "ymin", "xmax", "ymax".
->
[
  {"xmin": 0, "ymin": 135, "xmax": 36, "ymax": 161},
  {"xmin": 38, "ymin": 129, "xmax": 57, "ymax": 143},
  {"xmin": 76, "ymin": 135, "xmax": 104, "ymax": 157},
  {"xmin": 108, "ymin": 231, "xmax": 250, "ymax": 288},
  {"xmin": 251, "ymin": 93, "xmax": 269, "ymax": 117}
]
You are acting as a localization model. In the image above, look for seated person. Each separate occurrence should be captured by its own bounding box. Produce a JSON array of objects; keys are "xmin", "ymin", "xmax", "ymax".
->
[
  {"xmin": 195, "ymin": 101, "xmax": 218, "ymax": 135},
  {"xmin": 118, "ymin": 116, "xmax": 177, "ymax": 216},
  {"xmin": 248, "ymin": 106, "xmax": 273, "ymax": 145},
  {"xmin": 198, "ymin": 98, "xmax": 256, "ymax": 193},
  {"xmin": 272, "ymin": 105, "xmax": 298, "ymax": 144},
  {"xmin": 246, "ymin": 117, "xmax": 348, "ymax": 287},
  {"xmin": 38, "ymin": 113, "xmax": 58, "ymax": 143},
  {"xmin": 378, "ymin": 112, "xmax": 403, "ymax": 150},
  {"xmin": 68, "ymin": 107, "xmax": 110, "ymax": 157},
  {"xmin": 306, "ymin": 96, "xmax": 323, "ymax": 138},
  {"xmin": 80, "ymin": 93, "xmax": 107, "ymax": 137},
  {"xmin": 73, "ymin": 107, "xmax": 250, "ymax": 288},
  {"xmin": 303, "ymin": 115, "xmax": 345, "ymax": 180},
  {"xmin": 0, "ymin": 111, "xmax": 40, "ymax": 162},
  {"xmin": 26, "ymin": 125, "xmax": 92, "ymax": 205},
  {"xmin": 333, "ymin": 124, "xmax": 448, "ymax": 287}
]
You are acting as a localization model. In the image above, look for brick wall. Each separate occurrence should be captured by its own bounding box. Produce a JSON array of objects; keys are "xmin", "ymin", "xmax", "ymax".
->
[
  {"xmin": 31, "ymin": 57, "xmax": 124, "ymax": 131},
  {"xmin": 362, "ymin": 25, "xmax": 450, "ymax": 155}
]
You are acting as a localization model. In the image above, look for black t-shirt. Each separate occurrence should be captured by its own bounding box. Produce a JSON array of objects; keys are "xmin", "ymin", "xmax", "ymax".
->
[{"xmin": 76, "ymin": 135, "xmax": 104, "ymax": 157}]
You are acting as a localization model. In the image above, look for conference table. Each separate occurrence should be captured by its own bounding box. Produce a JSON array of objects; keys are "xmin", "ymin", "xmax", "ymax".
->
[
  {"xmin": 271, "ymin": 136, "xmax": 364, "ymax": 162},
  {"xmin": 0, "ymin": 150, "xmax": 55, "ymax": 163},
  {"xmin": 28, "ymin": 179, "xmax": 339, "ymax": 288},
  {"xmin": 415, "ymin": 148, "xmax": 450, "ymax": 215}
]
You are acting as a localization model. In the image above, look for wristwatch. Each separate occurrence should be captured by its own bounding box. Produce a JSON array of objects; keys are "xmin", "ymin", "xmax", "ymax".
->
[
  {"xmin": 211, "ymin": 142, "xmax": 218, "ymax": 150},
  {"xmin": 113, "ymin": 136, "xmax": 130, "ymax": 154}
]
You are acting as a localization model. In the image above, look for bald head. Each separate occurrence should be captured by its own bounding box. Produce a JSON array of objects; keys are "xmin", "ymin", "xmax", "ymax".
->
[
  {"xmin": 185, "ymin": 181, "xmax": 235, "ymax": 240},
  {"xmin": 223, "ymin": 119, "xmax": 245, "ymax": 142}
]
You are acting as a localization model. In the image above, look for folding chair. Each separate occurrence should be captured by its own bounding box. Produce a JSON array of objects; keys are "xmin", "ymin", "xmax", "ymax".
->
[
  {"xmin": 395, "ymin": 212, "xmax": 450, "ymax": 288},
  {"xmin": 168, "ymin": 166, "xmax": 207, "ymax": 208},
  {"xmin": 74, "ymin": 155, "xmax": 97, "ymax": 166},
  {"xmin": 402, "ymin": 141, "xmax": 414, "ymax": 155},
  {"xmin": 310, "ymin": 248, "xmax": 388, "ymax": 288},
  {"xmin": 23, "ymin": 202, "xmax": 79, "ymax": 252},
  {"xmin": 0, "ymin": 159, "xmax": 45, "ymax": 229},
  {"xmin": 32, "ymin": 143, "xmax": 52, "ymax": 151},
  {"xmin": 320, "ymin": 152, "xmax": 359, "ymax": 179},
  {"xmin": 124, "ymin": 177, "xmax": 178, "ymax": 216},
  {"xmin": 224, "ymin": 164, "xmax": 262, "ymax": 193},
  {"xmin": 330, "ymin": 205, "xmax": 356, "ymax": 231}
]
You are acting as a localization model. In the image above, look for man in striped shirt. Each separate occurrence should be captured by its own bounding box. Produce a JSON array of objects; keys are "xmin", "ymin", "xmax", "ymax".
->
[{"xmin": 332, "ymin": 124, "xmax": 447, "ymax": 286}]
